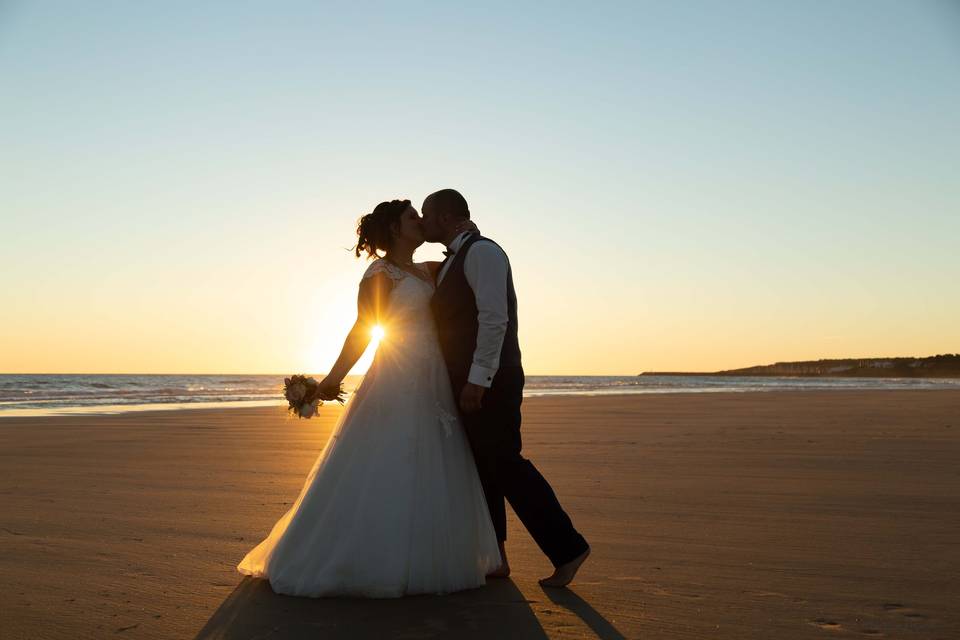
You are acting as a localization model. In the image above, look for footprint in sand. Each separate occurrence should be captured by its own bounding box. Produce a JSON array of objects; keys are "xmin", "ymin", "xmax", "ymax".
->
[
  {"xmin": 882, "ymin": 603, "xmax": 928, "ymax": 620},
  {"xmin": 809, "ymin": 618, "xmax": 843, "ymax": 631}
]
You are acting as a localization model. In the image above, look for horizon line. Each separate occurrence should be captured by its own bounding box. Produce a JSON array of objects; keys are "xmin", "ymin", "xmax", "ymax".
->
[{"xmin": 3, "ymin": 352, "xmax": 957, "ymax": 378}]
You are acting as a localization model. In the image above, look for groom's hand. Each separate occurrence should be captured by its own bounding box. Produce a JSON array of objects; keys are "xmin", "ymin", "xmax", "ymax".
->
[{"xmin": 459, "ymin": 383, "xmax": 486, "ymax": 413}]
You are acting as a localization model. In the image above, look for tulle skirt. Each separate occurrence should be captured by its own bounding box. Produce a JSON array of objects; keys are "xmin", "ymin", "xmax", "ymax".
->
[{"xmin": 236, "ymin": 336, "xmax": 501, "ymax": 598}]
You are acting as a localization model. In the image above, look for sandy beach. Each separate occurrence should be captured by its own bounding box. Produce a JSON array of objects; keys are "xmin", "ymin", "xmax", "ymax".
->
[{"xmin": 2, "ymin": 390, "xmax": 958, "ymax": 639}]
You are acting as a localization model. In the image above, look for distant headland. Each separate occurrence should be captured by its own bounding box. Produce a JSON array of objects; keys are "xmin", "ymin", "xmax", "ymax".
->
[{"xmin": 641, "ymin": 354, "xmax": 960, "ymax": 378}]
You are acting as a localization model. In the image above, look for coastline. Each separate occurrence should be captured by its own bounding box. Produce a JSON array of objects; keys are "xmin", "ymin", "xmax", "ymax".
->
[{"xmin": 3, "ymin": 377, "xmax": 959, "ymax": 419}]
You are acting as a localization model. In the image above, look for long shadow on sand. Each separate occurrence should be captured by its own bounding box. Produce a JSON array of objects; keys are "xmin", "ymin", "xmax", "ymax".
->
[
  {"xmin": 543, "ymin": 587, "xmax": 627, "ymax": 640},
  {"xmin": 194, "ymin": 576, "xmax": 548, "ymax": 639}
]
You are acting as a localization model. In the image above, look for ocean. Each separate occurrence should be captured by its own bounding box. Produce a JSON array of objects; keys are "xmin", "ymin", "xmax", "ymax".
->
[{"xmin": 1, "ymin": 373, "xmax": 958, "ymax": 418}]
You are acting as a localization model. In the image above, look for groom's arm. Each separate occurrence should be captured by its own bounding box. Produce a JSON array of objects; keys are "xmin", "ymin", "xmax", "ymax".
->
[{"xmin": 463, "ymin": 241, "xmax": 510, "ymax": 390}]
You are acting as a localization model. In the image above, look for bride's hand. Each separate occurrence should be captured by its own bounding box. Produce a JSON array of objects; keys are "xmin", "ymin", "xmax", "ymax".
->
[{"xmin": 315, "ymin": 377, "xmax": 343, "ymax": 401}]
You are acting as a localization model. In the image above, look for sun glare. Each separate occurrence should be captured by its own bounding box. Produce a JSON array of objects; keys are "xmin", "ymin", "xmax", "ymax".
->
[{"xmin": 371, "ymin": 325, "xmax": 386, "ymax": 341}]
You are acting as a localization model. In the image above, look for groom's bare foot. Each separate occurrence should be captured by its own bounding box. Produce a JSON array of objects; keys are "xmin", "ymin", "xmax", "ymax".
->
[
  {"xmin": 486, "ymin": 543, "xmax": 511, "ymax": 579},
  {"xmin": 539, "ymin": 546, "xmax": 590, "ymax": 588}
]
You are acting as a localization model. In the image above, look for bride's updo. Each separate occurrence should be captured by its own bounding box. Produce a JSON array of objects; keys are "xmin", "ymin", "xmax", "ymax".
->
[{"xmin": 355, "ymin": 199, "xmax": 411, "ymax": 259}]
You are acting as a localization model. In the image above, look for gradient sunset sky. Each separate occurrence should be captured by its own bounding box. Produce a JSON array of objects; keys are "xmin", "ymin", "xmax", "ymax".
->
[{"xmin": 2, "ymin": 1, "xmax": 958, "ymax": 375}]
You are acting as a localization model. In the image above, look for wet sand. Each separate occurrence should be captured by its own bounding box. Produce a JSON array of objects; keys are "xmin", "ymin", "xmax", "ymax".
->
[{"xmin": 1, "ymin": 391, "xmax": 958, "ymax": 639}]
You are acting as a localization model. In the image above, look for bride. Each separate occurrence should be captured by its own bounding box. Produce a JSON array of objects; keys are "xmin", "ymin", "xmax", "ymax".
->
[{"xmin": 236, "ymin": 199, "xmax": 501, "ymax": 597}]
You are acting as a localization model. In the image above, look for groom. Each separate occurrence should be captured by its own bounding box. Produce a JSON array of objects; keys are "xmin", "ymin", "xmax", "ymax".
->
[{"xmin": 421, "ymin": 189, "xmax": 590, "ymax": 587}]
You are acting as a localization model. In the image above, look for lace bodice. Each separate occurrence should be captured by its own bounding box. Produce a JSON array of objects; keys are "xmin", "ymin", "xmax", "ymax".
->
[
  {"xmin": 361, "ymin": 258, "xmax": 439, "ymax": 361},
  {"xmin": 361, "ymin": 258, "xmax": 431, "ymax": 284}
]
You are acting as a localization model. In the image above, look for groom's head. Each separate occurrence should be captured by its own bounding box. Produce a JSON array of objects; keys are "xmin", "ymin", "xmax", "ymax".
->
[{"xmin": 421, "ymin": 189, "xmax": 470, "ymax": 243}]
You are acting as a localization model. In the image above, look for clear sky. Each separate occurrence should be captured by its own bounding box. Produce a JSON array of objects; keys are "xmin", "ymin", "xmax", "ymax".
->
[{"xmin": 2, "ymin": 1, "xmax": 958, "ymax": 375}]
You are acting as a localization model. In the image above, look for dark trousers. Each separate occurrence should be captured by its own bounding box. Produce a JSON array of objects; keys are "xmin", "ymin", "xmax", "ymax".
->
[{"xmin": 457, "ymin": 366, "xmax": 589, "ymax": 568}]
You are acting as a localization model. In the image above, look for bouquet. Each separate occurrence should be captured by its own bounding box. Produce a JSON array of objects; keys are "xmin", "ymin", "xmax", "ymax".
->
[{"xmin": 283, "ymin": 375, "xmax": 345, "ymax": 419}]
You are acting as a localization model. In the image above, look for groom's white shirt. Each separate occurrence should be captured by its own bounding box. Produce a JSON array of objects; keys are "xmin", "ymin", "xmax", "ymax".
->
[{"xmin": 438, "ymin": 231, "xmax": 510, "ymax": 389}]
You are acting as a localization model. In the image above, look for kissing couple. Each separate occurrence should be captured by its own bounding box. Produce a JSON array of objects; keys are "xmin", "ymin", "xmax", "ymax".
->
[{"xmin": 237, "ymin": 189, "xmax": 590, "ymax": 597}]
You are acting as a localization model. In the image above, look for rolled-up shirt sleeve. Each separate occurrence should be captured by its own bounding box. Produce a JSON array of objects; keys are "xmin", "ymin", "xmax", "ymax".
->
[{"xmin": 463, "ymin": 241, "xmax": 510, "ymax": 388}]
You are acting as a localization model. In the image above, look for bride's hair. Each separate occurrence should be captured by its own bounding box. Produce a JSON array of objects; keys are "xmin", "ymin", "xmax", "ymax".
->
[{"xmin": 355, "ymin": 199, "xmax": 411, "ymax": 259}]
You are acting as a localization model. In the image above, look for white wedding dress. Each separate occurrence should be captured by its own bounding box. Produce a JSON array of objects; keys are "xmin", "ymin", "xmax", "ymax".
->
[{"xmin": 237, "ymin": 258, "xmax": 501, "ymax": 598}]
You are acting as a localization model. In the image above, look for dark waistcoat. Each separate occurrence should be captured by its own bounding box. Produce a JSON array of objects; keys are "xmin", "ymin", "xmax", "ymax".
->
[{"xmin": 430, "ymin": 234, "xmax": 522, "ymax": 386}]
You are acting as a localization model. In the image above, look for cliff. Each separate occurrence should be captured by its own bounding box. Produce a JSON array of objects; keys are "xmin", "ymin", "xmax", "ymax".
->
[{"xmin": 641, "ymin": 354, "xmax": 960, "ymax": 378}]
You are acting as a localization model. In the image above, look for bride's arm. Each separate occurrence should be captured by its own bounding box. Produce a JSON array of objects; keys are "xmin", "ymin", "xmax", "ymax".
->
[{"xmin": 318, "ymin": 273, "xmax": 391, "ymax": 395}]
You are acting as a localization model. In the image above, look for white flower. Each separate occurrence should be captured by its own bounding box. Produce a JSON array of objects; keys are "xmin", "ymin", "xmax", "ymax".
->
[{"xmin": 299, "ymin": 401, "xmax": 317, "ymax": 419}]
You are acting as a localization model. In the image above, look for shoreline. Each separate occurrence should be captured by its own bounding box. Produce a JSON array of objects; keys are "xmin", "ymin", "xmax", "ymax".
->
[
  {"xmin": 5, "ymin": 373, "xmax": 958, "ymax": 420},
  {"xmin": 3, "ymin": 385, "xmax": 960, "ymax": 419}
]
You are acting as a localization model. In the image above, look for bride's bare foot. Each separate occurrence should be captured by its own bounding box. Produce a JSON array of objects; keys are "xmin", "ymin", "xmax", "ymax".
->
[
  {"xmin": 486, "ymin": 542, "xmax": 511, "ymax": 579},
  {"xmin": 538, "ymin": 546, "xmax": 590, "ymax": 588}
]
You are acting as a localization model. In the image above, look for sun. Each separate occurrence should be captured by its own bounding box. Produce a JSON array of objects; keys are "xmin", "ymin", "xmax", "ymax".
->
[{"xmin": 371, "ymin": 325, "xmax": 386, "ymax": 341}]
